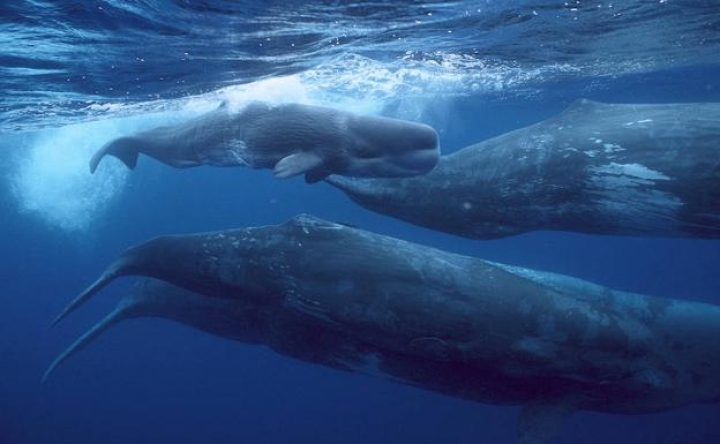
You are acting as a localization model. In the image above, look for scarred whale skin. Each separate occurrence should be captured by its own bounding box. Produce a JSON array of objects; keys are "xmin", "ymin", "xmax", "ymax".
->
[
  {"xmin": 90, "ymin": 101, "xmax": 440, "ymax": 183},
  {"xmin": 49, "ymin": 215, "xmax": 720, "ymax": 443},
  {"xmin": 327, "ymin": 100, "xmax": 720, "ymax": 238}
]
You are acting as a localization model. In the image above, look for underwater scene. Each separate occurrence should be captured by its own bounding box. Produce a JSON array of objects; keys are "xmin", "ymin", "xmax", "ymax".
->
[{"xmin": 1, "ymin": 1, "xmax": 720, "ymax": 443}]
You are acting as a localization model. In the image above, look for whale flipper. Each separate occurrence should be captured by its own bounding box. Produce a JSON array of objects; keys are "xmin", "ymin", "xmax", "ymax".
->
[
  {"xmin": 517, "ymin": 403, "xmax": 573, "ymax": 444},
  {"xmin": 90, "ymin": 137, "xmax": 140, "ymax": 173},
  {"xmin": 273, "ymin": 152, "xmax": 324, "ymax": 179}
]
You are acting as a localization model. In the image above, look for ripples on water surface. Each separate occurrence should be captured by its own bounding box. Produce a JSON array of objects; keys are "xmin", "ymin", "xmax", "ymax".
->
[
  {"xmin": 2, "ymin": 0, "xmax": 719, "ymax": 131},
  {"xmin": 2, "ymin": 0, "xmax": 720, "ymax": 230}
]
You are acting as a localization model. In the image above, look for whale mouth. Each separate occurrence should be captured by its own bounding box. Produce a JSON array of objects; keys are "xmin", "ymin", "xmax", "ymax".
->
[
  {"xmin": 388, "ymin": 147, "xmax": 439, "ymax": 174},
  {"xmin": 346, "ymin": 147, "xmax": 439, "ymax": 178},
  {"xmin": 355, "ymin": 145, "xmax": 438, "ymax": 178}
]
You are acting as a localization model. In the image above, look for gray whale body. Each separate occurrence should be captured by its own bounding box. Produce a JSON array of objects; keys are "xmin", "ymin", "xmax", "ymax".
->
[
  {"xmin": 50, "ymin": 215, "xmax": 720, "ymax": 443},
  {"xmin": 91, "ymin": 101, "xmax": 440, "ymax": 183},
  {"xmin": 328, "ymin": 100, "xmax": 720, "ymax": 238}
]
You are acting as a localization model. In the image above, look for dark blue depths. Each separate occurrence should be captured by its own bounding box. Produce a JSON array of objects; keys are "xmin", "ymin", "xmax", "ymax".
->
[
  {"xmin": 1, "ymin": 3, "xmax": 720, "ymax": 443},
  {"xmin": 1, "ymin": 67, "xmax": 719, "ymax": 444}
]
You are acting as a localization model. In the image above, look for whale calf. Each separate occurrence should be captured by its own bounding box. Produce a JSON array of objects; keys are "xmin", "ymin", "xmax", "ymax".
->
[
  {"xmin": 90, "ymin": 101, "xmax": 440, "ymax": 183},
  {"xmin": 50, "ymin": 215, "xmax": 720, "ymax": 443},
  {"xmin": 327, "ymin": 100, "xmax": 720, "ymax": 238}
]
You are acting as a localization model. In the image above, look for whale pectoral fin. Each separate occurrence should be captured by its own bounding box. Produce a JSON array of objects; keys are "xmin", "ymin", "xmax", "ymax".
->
[
  {"xmin": 273, "ymin": 152, "xmax": 324, "ymax": 179},
  {"xmin": 517, "ymin": 402, "xmax": 573, "ymax": 444}
]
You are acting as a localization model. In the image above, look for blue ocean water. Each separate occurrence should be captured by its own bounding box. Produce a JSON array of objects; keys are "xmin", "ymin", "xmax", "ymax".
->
[{"xmin": 1, "ymin": 1, "xmax": 720, "ymax": 443}]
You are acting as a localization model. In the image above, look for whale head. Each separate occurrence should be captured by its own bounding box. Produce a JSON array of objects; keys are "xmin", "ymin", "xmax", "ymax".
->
[{"xmin": 343, "ymin": 114, "xmax": 440, "ymax": 178}]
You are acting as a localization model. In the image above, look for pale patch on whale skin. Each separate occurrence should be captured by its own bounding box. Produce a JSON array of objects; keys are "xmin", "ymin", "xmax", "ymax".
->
[
  {"xmin": 590, "ymin": 162, "xmax": 671, "ymax": 182},
  {"xmin": 89, "ymin": 101, "xmax": 440, "ymax": 183},
  {"xmin": 586, "ymin": 162, "xmax": 683, "ymax": 232}
]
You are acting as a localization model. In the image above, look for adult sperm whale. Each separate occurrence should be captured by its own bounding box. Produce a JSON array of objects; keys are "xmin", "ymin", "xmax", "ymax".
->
[
  {"xmin": 90, "ymin": 101, "xmax": 439, "ymax": 183},
  {"xmin": 327, "ymin": 99, "xmax": 720, "ymax": 238},
  {"xmin": 50, "ymin": 215, "xmax": 720, "ymax": 443}
]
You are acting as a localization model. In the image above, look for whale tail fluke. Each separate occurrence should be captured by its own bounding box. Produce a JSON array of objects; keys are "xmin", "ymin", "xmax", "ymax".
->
[
  {"xmin": 90, "ymin": 137, "xmax": 139, "ymax": 174},
  {"xmin": 43, "ymin": 303, "xmax": 132, "ymax": 383},
  {"xmin": 51, "ymin": 256, "xmax": 132, "ymax": 327}
]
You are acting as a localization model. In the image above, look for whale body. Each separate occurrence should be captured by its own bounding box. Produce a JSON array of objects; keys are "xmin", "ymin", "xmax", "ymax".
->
[
  {"xmin": 327, "ymin": 100, "xmax": 720, "ymax": 238},
  {"xmin": 90, "ymin": 101, "xmax": 440, "ymax": 183},
  {"xmin": 50, "ymin": 215, "xmax": 720, "ymax": 443}
]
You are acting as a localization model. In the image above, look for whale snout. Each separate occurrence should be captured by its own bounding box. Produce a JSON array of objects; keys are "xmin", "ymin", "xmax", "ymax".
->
[
  {"xmin": 374, "ymin": 123, "xmax": 440, "ymax": 176},
  {"xmin": 347, "ymin": 117, "xmax": 440, "ymax": 178}
]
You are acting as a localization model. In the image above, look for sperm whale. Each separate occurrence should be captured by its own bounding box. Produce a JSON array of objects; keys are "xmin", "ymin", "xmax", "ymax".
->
[
  {"xmin": 90, "ymin": 101, "xmax": 440, "ymax": 183},
  {"xmin": 49, "ymin": 215, "xmax": 720, "ymax": 443}
]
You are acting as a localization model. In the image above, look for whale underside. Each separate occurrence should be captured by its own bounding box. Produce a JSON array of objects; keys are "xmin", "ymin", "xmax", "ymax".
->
[
  {"xmin": 48, "ymin": 215, "xmax": 720, "ymax": 443},
  {"xmin": 327, "ymin": 100, "xmax": 720, "ymax": 239}
]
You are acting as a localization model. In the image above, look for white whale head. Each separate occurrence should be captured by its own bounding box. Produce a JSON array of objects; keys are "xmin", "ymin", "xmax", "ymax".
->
[{"xmin": 343, "ymin": 114, "xmax": 440, "ymax": 178}]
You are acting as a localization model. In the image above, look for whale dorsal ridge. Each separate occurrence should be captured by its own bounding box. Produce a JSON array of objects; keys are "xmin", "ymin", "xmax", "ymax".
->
[{"xmin": 285, "ymin": 214, "xmax": 347, "ymax": 233}]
